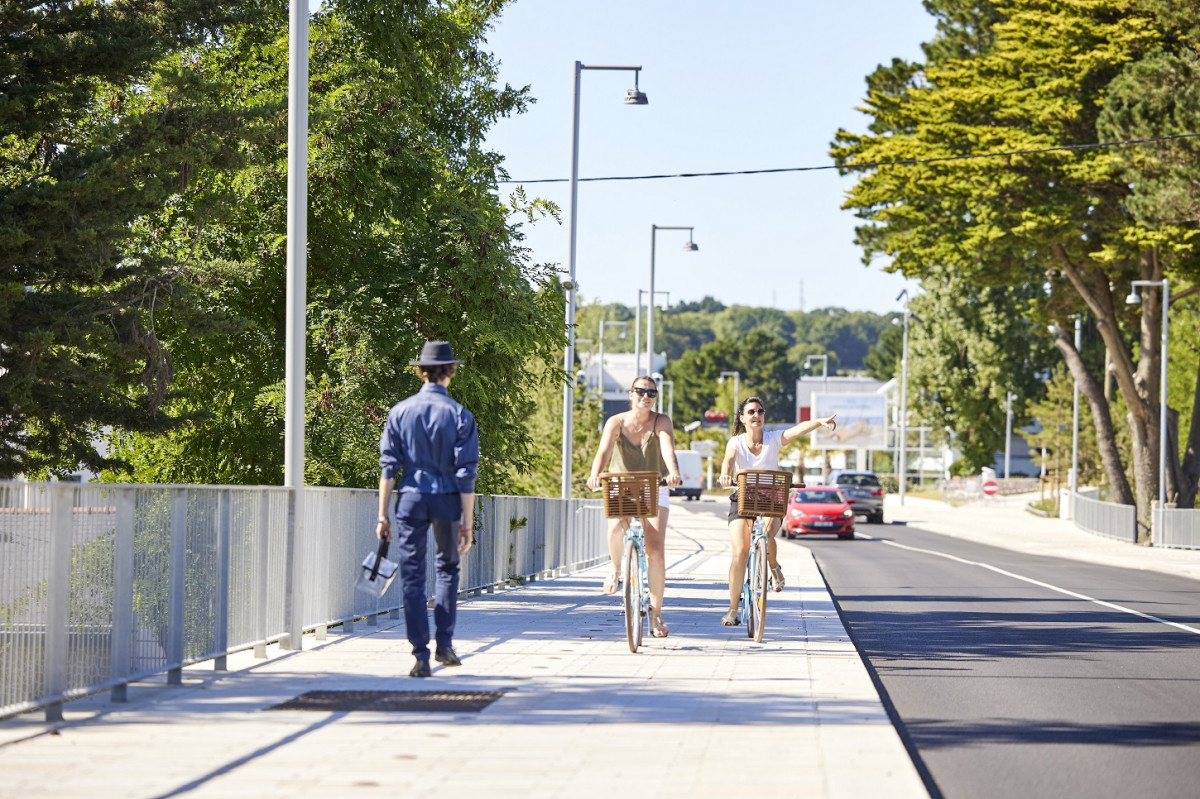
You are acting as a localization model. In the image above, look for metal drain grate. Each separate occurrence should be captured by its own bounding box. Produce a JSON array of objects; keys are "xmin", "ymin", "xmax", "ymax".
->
[{"xmin": 267, "ymin": 690, "xmax": 504, "ymax": 713}]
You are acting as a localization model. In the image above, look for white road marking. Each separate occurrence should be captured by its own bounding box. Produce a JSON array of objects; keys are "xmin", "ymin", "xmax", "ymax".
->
[{"xmin": 855, "ymin": 533, "xmax": 1200, "ymax": 637}]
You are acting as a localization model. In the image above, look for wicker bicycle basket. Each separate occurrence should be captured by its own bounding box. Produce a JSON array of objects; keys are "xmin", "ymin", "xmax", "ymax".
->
[
  {"xmin": 735, "ymin": 469, "xmax": 793, "ymax": 518},
  {"xmin": 599, "ymin": 471, "xmax": 660, "ymax": 519}
]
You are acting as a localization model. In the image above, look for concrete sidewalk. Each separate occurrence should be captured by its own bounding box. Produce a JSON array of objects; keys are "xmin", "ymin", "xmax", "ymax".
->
[
  {"xmin": 0, "ymin": 501, "xmax": 927, "ymax": 799},
  {"xmin": 883, "ymin": 492, "xmax": 1200, "ymax": 582}
]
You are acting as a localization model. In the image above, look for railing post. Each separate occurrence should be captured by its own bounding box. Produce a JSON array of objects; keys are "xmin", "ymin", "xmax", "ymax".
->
[
  {"xmin": 280, "ymin": 486, "xmax": 304, "ymax": 651},
  {"xmin": 44, "ymin": 484, "xmax": 72, "ymax": 722},
  {"xmin": 213, "ymin": 489, "xmax": 232, "ymax": 670},
  {"xmin": 167, "ymin": 488, "xmax": 187, "ymax": 685},
  {"xmin": 110, "ymin": 487, "xmax": 135, "ymax": 701},
  {"xmin": 254, "ymin": 492, "xmax": 270, "ymax": 658}
]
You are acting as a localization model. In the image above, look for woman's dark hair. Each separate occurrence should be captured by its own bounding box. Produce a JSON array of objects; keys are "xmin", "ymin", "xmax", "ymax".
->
[
  {"xmin": 417, "ymin": 363, "xmax": 458, "ymax": 382},
  {"xmin": 733, "ymin": 395, "xmax": 765, "ymax": 435}
]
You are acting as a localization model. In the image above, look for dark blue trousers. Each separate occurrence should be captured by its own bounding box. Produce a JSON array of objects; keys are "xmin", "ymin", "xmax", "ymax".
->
[{"xmin": 393, "ymin": 492, "xmax": 461, "ymax": 661}]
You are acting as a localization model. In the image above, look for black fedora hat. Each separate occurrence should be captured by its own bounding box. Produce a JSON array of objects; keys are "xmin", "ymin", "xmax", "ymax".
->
[{"xmin": 409, "ymin": 340, "xmax": 464, "ymax": 366}]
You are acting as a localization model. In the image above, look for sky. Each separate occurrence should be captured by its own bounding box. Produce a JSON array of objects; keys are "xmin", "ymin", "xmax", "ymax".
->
[{"xmin": 480, "ymin": 1, "xmax": 939, "ymax": 316}]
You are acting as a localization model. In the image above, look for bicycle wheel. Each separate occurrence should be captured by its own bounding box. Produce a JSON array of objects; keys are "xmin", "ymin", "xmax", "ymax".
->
[
  {"xmin": 623, "ymin": 539, "xmax": 643, "ymax": 652},
  {"xmin": 743, "ymin": 551, "xmax": 756, "ymax": 640},
  {"xmin": 750, "ymin": 536, "xmax": 770, "ymax": 643}
]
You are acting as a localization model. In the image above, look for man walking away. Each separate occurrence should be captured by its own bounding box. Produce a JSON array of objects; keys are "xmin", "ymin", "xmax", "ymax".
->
[{"xmin": 376, "ymin": 341, "xmax": 478, "ymax": 678}]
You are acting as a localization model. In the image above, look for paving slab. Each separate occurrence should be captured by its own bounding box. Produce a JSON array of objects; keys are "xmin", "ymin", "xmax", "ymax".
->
[{"xmin": 0, "ymin": 500, "xmax": 927, "ymax": 799}]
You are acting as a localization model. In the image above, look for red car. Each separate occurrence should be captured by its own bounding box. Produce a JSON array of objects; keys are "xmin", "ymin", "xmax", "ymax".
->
[{"xmin": 781, "ymin": 486, "xmax": 855, "ymax": 540}]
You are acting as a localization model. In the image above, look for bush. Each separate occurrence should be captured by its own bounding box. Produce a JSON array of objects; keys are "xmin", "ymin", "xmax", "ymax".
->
[{"xmin": 879, "ymin": 475, "xmax": 899, "ymax": 494}]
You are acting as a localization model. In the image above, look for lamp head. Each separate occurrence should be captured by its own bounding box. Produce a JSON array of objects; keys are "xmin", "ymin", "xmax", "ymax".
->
[
  {"xmin": 683, "ymin": 240, "xmax": 699, "ymax": 252},
  {"xmin": 624, "ymin": 70, "xmax": 648, "ymax": 105},
  {"xmin": 1126, "ymin": 289, "xmax": 1142, "ymax": 305}
]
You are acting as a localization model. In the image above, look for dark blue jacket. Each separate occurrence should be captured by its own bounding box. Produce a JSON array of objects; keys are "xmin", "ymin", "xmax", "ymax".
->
[{"xmin": 379, "ymin": 383, "xmax": 478, "ymax": 494}]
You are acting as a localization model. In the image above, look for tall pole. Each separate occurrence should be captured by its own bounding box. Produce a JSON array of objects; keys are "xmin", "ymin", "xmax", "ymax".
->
[
  {"xmin": 647, "ymin": 225, "xmax": 657, "ymax": 376},
  {"xmin": 898, "ymin": 307, "xmax": 909, "ymax": 505},
  {"xmin": 597, "ymin": 328, "xmax": 605, "ymax": 396},
  {"xmin": 560, "ymin": 62, "xmax": 583, "ymax": 500},
  {"xmin": 559, "ymin": 63, "xmax": 645, "ymax": 499},
  {"xmin": 1071, "ymin": 317, "xmax": 1081, "ymax": 499},
  {"xmin": 1159, "ymin": 280, "xmax": 1170, "ymax": 511},
  {"xmin": 645, "ymin": 225, "xmax": 695, "ymax": 385},
  {"xmin": 720, "ymin": 371, "xmax": 740, "ymax": 418},
  {"xmin": 634, "ymin": 299, "xmax": 642, "ymax": 377},
  {"xmin": 283, "ymin": 0, "xmax": 308, "ymax": 651},
  {"xmin": 1004, "ymin": 392, "xmax": 1014, "ymax": 480}
]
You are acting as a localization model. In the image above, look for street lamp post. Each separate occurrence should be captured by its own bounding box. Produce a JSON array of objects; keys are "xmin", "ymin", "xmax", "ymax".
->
[
  {"xmin": 661, "ymin": 380, "xmax": 675, "ymax": 419},
  {"xmin": 634, "ymin": 289, "xmax": 669, "ymax": 377},
  {"xmin": 894, "ymin": 291, "xmax": 912, "ymax": 505},
  {"xmin": 1004, "ymin": 391, "xmax": 1016, "ymax": 479},
  {"xmin": 561, "ymin": 62, "xmax": 647, "ymax": 499},
  {"xmin": 1071, "ymin": 317, "xmax": 1081, "ymax": 509},
  {"xmin": 574, "ymin": 338, "xmax": 594, "ymax": 396},
  {"xmin": 804, "ymin": 354, "xmax": 828, "ymax": 380},
  {"xmin": 283, "ymin": 0, "xmax": 308, "ymax": 651},
  {"xmin": 719, "ymin": 371, "xmax": 740, "ymax": 417},
  {"xmin": 597, "ymin": 320, "xmax": 628, "ymax": 397},
  {"xmin": 646, "ymin": 225, "xmax": 697, "ymax": 387},
  {"xmin": 1127, "ymin": 279, "xmax": 1171, "ymax": 516}
]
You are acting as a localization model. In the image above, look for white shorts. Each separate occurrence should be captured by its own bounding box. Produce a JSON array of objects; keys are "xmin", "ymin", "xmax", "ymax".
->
[{"xmin": 657, "ymin": 486, "xmax": 670, "ymax": 510}]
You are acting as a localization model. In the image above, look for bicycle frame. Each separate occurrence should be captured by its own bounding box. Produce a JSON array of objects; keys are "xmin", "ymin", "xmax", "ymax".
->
[
  {"xmin": 739, "ymin": 514, "xmax": 771, "ymax": 642},
  {"xmin": 623, "ymin": 518, "xmax": 650, "ymax": 652}
]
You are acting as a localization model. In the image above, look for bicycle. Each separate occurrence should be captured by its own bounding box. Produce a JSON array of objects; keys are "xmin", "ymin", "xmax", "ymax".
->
[
  {"xmin": 598, "ymin": 471, "xmax": 661, "ymax": 653},
  {"xmin": 734, "ymin": 469, "xmax": 798, "ymax": 643}
]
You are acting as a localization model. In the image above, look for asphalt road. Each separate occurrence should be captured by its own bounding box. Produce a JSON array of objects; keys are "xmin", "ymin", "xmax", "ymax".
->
[{"xmin": 795, "ymin": 522, "xmax": 1200, "ymax": 799}]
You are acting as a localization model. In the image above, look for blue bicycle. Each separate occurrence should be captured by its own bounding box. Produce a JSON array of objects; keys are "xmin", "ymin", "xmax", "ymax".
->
[
  {"xmin": 599, "ymin": 471, "xmax": 660, "ymax": 653},
  {"xmin": 736, "ymin": 470, "xmax": 797, "ymax": 642}
]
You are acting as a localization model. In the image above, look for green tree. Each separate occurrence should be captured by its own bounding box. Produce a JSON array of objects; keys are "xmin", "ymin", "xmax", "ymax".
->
[
  {"xmin": 665, "ymin": 330, "xmax": 799, "ymax": 430},
  {"xmin": 0, "ymin": 1, "xmax": 250, "ymax": 477},
  {"xmin": 834, "ymin": 0, "xmax": 1200, "ymax": 531},
  {"xmin": 1020, "ymin": 364, "xmax": 1103, "ymax": 492},
  {"xmin": 107, "ymin": 1, "xmax": 565, "ymax": 494}
]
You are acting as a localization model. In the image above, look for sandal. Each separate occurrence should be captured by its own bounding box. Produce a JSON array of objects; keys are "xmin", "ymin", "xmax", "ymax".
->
[
  {"xmin": 721, "ymin": 608, "xmax": 740, "ymax": 626},
  {"xmin": 602, "ymin": 570, "xmax": 620, "ymax": 595},
  {"xmin": 770, "ymin": 564, "xmax": 785, "ymax": 592},
  {"xmin": 651, "ymin": 612, "xmax": 669, "ymax": 638}
]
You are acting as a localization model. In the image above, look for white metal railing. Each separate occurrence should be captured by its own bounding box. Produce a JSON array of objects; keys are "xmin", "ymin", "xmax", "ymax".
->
[
  {"xmin": 1071, "ymin": 491, "xmax": 1137, "ymax": 543},
  {"xmin": 1155, "ymin": 506, "xmax": 1200, "ymax": 550},
  {"xmin": 0, "ymin": 482, "xmax": 607, "ymax": 721}
]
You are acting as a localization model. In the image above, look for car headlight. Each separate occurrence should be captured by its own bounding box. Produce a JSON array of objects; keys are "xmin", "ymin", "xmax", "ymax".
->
[
  {"xmin": 841, "ymin": 509, "xmax": 853, "ymax": 518},
  {"xmin": 790, "ymin": 509, "xmax": 804, "ymax": 518}
]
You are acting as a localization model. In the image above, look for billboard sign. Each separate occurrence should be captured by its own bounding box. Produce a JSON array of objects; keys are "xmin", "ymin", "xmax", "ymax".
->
[{"xmin": 810, "ymin": 393, "xmax": 887, "ymax": 449}]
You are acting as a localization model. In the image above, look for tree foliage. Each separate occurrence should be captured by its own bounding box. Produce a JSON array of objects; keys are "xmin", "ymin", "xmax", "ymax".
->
[
  {"xmin": 94, "ymin": 1, "xmax": 564, "ymax": 493},
  {"xmin": 0, "ymin": 1, "xmax": 252, "ymax": 477},
  {"xmin": 834, "ymin": 0, "xmax": 1200, "ymax": 528}
]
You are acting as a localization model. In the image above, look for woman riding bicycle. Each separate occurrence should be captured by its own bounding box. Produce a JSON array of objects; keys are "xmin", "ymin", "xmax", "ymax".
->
[
  {"xmin": 717, "ymin": 396, "xmax": 836, "ymax": 626},
  {"xmin": 587, "ymin": 375, "xmax": 682, "ymax": 638}
]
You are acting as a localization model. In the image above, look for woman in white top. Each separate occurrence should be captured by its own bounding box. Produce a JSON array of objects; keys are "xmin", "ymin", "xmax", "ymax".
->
[{"xmin": 717, "ymin": 396, "xmax": 837, "ymax": 626}]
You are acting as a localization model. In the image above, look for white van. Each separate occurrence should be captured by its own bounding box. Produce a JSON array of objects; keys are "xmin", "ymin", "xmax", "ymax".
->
[{"xmin": 671, "ymin": 450, "xmax": 704, "ymax": 501}]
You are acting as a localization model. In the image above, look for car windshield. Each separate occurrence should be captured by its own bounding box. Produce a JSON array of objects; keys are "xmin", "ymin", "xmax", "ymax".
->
[
  {"xmin": 794, "ymin": 490, "xmax": 843, "ymax": 504},
  {"xmin": 837, "ymin": 474, "xmax": 880, "ymax": 487}
]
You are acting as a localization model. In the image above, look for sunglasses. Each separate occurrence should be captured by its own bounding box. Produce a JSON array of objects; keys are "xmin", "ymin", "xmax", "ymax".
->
[
  {"xmin": 744, "ymin": 407, "xmax": 766, "ymax": 416},
  {"xmin": 631, "ymin": 387, "xmax": 659, "ymax": 398}
]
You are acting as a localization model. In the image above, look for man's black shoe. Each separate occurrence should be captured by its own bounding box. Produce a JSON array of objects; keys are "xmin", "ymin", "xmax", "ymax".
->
[
  {"xmin": 434, "ymin": 647, "xmax": 461, "ymax": 667},
  {"xmin": 409, "ymin": 658, "xmax": 431, "ymax": 678}
]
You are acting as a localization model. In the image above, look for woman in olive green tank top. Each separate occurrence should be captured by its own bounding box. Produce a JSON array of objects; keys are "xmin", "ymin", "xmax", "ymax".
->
[{"xmin": 587, "ymin": 375, "xmax": 682, "ymax": 638}]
